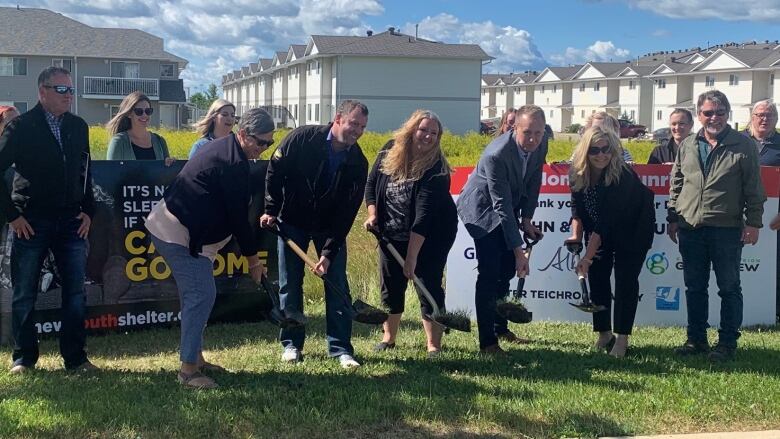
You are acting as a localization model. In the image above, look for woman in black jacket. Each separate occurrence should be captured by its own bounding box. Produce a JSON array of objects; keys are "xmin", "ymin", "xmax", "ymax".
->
[
  {"xmin": 364, "ymin": 110, "xmax": 457, "ymax": 358},
  {"xmin": 566, "ymin": 126, "xmax": 655, "ymax": 358}
]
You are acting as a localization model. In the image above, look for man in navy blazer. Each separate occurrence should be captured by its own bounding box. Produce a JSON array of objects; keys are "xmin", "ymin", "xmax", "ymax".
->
[{"xmin": 457, "ymin": 105, "xmax": 547, "ymax": 353}]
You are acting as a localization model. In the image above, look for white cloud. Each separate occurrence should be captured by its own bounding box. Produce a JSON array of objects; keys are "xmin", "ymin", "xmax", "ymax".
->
[
  {"xmin": 652, "ymin": 29, "xmax": 670, "ymax": 37},
  {"xmin": 402, "ymin": 13, "xmax": 546, "ymax": 73},
  {"xmin": 549, "ymin": 41, "xmax": 630, "ymax": 65},
  {"xmin": 623, "ymin": 0, "xmax": 780, "ymax": 22}
]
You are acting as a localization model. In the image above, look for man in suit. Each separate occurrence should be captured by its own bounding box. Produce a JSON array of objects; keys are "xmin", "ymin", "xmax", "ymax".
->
[
  {"xmin": 0, "ymin": 66, "xmax": 96, "ymax": 374},
  {"xmin": 457, "ymin": 104, "xmax": 547, "ymax": 354}
]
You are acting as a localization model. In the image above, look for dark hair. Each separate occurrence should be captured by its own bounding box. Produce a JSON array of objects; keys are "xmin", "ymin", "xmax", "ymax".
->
[
  {"xmin": 239, "ymin": 108, "xmax": 274, "ymax": 135},
  {"xmin": 517, "ymin": 104, "xmax": 546, "ymax": 123},
  {"xmin": 336, "ymin": 100, "xmax": 368, "ymax": 118},
  {"xmin": 105, "ymin": 91, "xmax": 152, "ymax": 135},
  {"xmin": 38, "ymin": 66, "xmax": 71, "ymax": 87},
  {"xmin": 697, "ymin": 90, "xmax": 730, "ymax": 114},
  {"xmin": 670, "ymin": 108, "xmax": 693, "ymax": 124}
]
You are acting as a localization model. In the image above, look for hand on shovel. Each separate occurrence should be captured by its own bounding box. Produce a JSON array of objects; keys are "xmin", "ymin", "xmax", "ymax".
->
[
  {"xmin": 514, "ymin": 247, "xmax": 529, "ymax": 278},
  {"xmin": 313, "ymin": 256, "xmax": 330, "ymax": 276}
]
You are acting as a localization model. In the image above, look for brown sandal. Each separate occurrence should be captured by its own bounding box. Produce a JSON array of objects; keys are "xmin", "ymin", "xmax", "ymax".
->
[
  {"xmin": 177, "ymin": 371, "xmax": 218, "ymax": 389},
  {"xmin": 199, "ymin": 362, "xmax": 228, "ymax": 373}
]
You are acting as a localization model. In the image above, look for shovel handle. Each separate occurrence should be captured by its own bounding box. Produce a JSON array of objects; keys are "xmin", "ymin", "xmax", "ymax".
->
[{"xmin": 270, "ymin": 225, "xmax": 322, "ymax": 276}]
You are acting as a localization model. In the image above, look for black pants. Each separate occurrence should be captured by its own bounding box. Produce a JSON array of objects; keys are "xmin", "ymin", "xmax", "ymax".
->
[
  {"xmin": 473, "ymin": 227, "xmax": 516, "ymax": 349},
  {"xmin": 378, "ymin": 235, "xmax": 453, "ymax": 317},
  {"xmin": 588, "ymin": 246, "xmax": 647, "ymax": 335}
]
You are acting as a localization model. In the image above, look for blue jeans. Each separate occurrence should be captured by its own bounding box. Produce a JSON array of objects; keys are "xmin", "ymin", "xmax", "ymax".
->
[
  {"xmin": 678, "ymin": 226, "xmax": 743, "ymax": 348},
  {"xmin": 151, "ymin": 235, "xmax": 216, "ymax": 364},
  {"xmin": 473, "ymin": 227, "xmax": 517, "ymax": 349},
  {"xmin": 277, "ymin": 222, "xmax": 353, "ymax": 357},
  {"xmin": 12, "ymin": 215, "xmax": 88, "ymax": 370}
]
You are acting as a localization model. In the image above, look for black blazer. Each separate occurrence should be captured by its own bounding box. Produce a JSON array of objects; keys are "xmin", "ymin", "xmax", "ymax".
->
[
  {"xmin": 571, "ymin": 166, "xmax": 655, "ymax": 252},
  {"xmin": 365, "ymin": 144, "xmax": 457, "ymax": 244},
  {"xmin": 0, "ymin": 103, "xmax": 94, "ymax": 221},
  {"xmin": 164, "ymin": 133, "xmax": 258, "ymax": 258}
]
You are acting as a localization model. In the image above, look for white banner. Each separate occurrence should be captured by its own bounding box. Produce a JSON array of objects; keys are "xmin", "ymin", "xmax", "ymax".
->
[{"xmin": 445, "ymin": 164, "xmax": 779, "ymax": 327}]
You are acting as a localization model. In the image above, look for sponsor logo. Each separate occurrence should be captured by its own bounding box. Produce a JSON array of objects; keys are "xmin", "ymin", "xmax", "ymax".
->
[
  {"xmin": 655, "ymin": 286, "xmax": 681, "ymax": 311},
  {"xmin": 646, "ymin": 252, "xmax": 669, "ymax": 275},
  {"xmin": 539, "ymin": 246, "xmax": 576, "ymax": 272},
  {"xmin": 464, "ymin": 247, "xmax": 476, "ymax": 260}
]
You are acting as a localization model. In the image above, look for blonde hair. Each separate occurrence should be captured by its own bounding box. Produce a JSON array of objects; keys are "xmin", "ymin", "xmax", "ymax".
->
[
  {"xmin": 569, "ymin": 126, "xmax": 625, "ymax": 192},
  {"xmin": 193, "ymin": 99, "xmax": 235, "ymax": 137},
  {"xmin": 105, "ymin": 91, "xmax": 151, "ymax": 136},
  {"xmin": 381, "ymin": 110, "xmax": 451, "ymax": 182},
  {"xmin": 584, "ymin": 111, "xmax": 620, "ymax": 136}
]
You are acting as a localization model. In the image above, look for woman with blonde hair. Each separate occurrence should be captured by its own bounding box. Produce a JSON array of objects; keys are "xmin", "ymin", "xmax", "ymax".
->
[
  {"xmin": 565, "ymin": 126, "xmax": 654, "ymax": 358},
  {"xmin": 364, "ymin": 110, "xmax": 457, "ymax": 357},
  {"xmin": 106, "ymin": 91, "xmax": 172, "ymax": 164},
  {"xmin": 188, "ymin": 99, "xmax": 237, "ymax": 159},
  {"xmin": 497, "ymin": 108, "xmax": 517, "ymax": 135}
]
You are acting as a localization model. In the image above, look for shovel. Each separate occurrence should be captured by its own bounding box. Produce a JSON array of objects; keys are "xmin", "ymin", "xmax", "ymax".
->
[
  {"xmin": 564, "ymin": 240, "xmax": 607, "ymax": 313},
  {"xmin": 496, "ymin": 233, "xmax": 537, "ymax": 324},
  {"xmin": 271, "ymin": 223, "xmax": 388, "ymax": 325},
  {"xmin": 368, "ymin": 229, "xmax": 470, "ymax": 332},
  {"xmin": 257, "ymin": 274, "xmax": 307, "ymax": 329}
]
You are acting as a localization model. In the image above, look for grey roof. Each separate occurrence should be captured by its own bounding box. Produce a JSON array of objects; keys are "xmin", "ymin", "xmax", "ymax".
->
[
  {"xmin": 542, "ymin": 66, "xmax": 582, "ymax": 81},
  {"xmin": 511, "ymin": 72, "xmax": 538, "ymax": 84},
  {"xmin": 650, "ymin": 62, "xmax": 696, "ymax": 75},
  {"xmin": 756, "ymin": 49, "xmax": 780, "ymax": 68},
  {"xmin": 0, "ymin": 7, "xmax": 187, "ymax": 68},
  {"xmin": 481, "ymin": 74, "xmax": 502, "ymax": 86},
  {"xmin": 716, "ymin": 47, "xmax": 777, "ymax": 68},
  {"xmin": 241, "ymin": 66, "xmax": 251, "ymax": 76},
  {"xmin": 290, "ymin": 44, "xmax": 306, "ymax": 59},
  {"xmin": 310, "ymin": 31, "xmax": 491, "ymax": 60},
  {"xmin": 259, "ymin": 58, "xmax": 273, "ymax": 70},
  {"xmin": 274, "ymin": 52, "xmax": 287, "ymax": 64},
  {"xmin": 249, "ymin": 62, "xmax": 259, "ymax": 74},
  {"xmin": 583, "ymin": 62, "xmax": 628, "ymax": 77},
  {"xmin": 613, "ymin": 64, "xmax": 658, "ymax": 77}
]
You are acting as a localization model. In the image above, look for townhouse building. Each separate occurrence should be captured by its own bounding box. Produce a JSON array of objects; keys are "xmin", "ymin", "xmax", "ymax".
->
[
  {"xmin": 222, "ymin": 28, "xmax": 492, "ymax": 134},
  {"xmin": 0, "ymin": 7, "xmax": 188, "ymax": 127}
]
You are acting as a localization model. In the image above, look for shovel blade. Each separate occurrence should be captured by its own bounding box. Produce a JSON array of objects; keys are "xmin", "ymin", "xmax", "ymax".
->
[
  {"xmin": 496, "ymin": 302, "xmax": 533, "ymax": 324},
  {"xmin": 352, "ymin": 299, "xmax": 389, "ymax": 325},
  {"xmin": 569, "ymin": 302, "xmax": 607, "ymax": 313}
]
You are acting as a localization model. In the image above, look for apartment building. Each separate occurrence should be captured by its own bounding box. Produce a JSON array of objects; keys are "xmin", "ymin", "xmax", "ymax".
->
[
  {"xmin": 223, "ymin": 28, "xmax": 492, "ymax": 134},
  {"xmin": 0, "ymin": 7, "xmax": 188, "ymax": 127}
]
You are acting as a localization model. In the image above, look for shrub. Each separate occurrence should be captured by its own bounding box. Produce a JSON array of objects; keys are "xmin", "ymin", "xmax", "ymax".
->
[{"xmin": 565, "ymin": 123, "xmax": 582, "ymax": 134}]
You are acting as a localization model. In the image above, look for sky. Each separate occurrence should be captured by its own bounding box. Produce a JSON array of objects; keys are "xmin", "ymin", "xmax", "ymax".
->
[{"xmin": 4, "ymin": 0, "xmax": 780, "ymax": 94}]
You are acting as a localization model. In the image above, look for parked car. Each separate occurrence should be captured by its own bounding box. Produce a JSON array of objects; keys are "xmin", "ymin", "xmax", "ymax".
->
[
  {"xmin": 652, "ymin": 127, "xmax": 671, "ymax": 143},
  {"xmin": 618, "ymin": 119, "xmax": 647, "ymax": 138},
  {"xmin": 480, "ymin": 118, "xmax": 498, "ymax": 135}
]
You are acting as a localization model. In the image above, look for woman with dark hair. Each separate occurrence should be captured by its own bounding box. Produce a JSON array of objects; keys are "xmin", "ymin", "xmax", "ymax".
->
[
  {"xmin": 648, "ymin": 109, "xmax": 693, "ymax": 164},
  {"xmin": 188, "ymin": 98, "xmax": 237, "ymax": 159},
  {"xmin": 566, "ymin": 126, "xmax": 655, "ymax": 358},
  {"xmin": 145, "ymin": 108, "xmax": 275, "ymax": 388},
  {"xmin": 106, "ymin": 91, "xmax": 173, "ymax": 164},
  {"xmin": 364, "ymin": 110, "xmax": 457, "ymax": 358},
  {"xmin": 497, "ymin": 108, "xmax": 516, "ymax": 135},
  {"xmin": 0, "ymin": 106, "xmax": 19, "ymax": 135}
]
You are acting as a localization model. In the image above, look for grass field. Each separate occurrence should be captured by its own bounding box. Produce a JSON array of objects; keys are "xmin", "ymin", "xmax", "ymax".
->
[{"xmin": 2, "ymin": 127, "xmax": 778, "ymax": 438}]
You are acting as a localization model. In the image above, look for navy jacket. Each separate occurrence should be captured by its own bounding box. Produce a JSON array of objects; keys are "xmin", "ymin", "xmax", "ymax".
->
[
  {"xmin": 741, "ymin": 129, "xmax": 780, "ymax": 166},
  {"xmin": 164, "ymin": 133, "xmax": 258, "ymax": 258}
]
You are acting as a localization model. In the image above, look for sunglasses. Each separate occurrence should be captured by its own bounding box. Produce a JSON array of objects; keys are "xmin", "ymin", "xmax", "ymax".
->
[
  {"xmin": 132, "ymin": 108, "xmax": 154, "ymax": 117},
  {"xmin": 587, "ymin": 145, "xmax": 611, "ymax": 156},
  {"xmin": 43, "ymin": 85, "xmax": 76, "ymax": 95},
  {"xmin": 250, "ymin": 134, "xmax": 274, "ymax": 147},
  {"xmin": 701, "ymin": 109, "xmax": 727, "ymax": 117}
]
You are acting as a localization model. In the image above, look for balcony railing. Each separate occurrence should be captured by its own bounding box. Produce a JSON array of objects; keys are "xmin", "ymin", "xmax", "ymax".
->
[{"xmin": 83, "ymin": 77, "xmax": 159, "ymax": 98}]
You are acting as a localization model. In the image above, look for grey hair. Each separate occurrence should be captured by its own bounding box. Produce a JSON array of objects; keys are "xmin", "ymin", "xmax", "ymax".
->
[
  {"xmin": 238, "ymin": 108, "xmax": 274, "ymax": 135},
  {"xmin": 751, "ymin": 99, "xmax": 777, "ymax": 117},
  {"xmin": 38, "ymin": 66, "xmax": 71, "ymax": 87},
  {"xmin": 335, "ymin": 100, "xmax": 369, "ymax": 118},
  {"xmin": 517, "ymin": 104, "xmax": 546, "ymax": 123},
  {"xmin": 697, "ymin": 90, "xmax": 731, "ymax": 114}
]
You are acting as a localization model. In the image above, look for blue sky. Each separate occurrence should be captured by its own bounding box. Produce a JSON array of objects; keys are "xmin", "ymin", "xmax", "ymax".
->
[{"xmin": 4, "ymin": 0, "xmax": 779, "ymax": 92}]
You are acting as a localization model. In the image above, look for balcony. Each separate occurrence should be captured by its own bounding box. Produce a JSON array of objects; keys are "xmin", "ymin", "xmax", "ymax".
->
[{"xmin": 82, "ymin": 77, "xmax": 159, "ymax": 99}]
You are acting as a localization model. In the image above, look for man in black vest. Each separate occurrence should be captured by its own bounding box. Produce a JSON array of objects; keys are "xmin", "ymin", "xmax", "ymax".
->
[{"xmin": 0, "ymin": 67, "xmax": 96, "ymax": 374}]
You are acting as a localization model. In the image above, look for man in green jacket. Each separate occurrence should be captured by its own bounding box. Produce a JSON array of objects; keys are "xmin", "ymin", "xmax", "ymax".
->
[{"xmin": 667, "ymin": 90, "xmax": 766, "ymax": 362}]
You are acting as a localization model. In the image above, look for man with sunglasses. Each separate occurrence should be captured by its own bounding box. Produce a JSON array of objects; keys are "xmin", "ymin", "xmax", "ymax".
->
[
  {"xmin": 668, "ymin": 90, "xmax": 766, "ymax": 362},
  {"xmin": 0, "ymin": 66, "xmax": 96, "ymax": 374},
  {"xmin": 259, "ymin": 100, "xmax": 369, "ymax": 369}
]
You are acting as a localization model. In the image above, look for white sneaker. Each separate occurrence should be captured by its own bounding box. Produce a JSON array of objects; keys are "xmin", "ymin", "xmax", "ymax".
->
[
  {"xmin": 281, "ymin": 347, "xmax": 302, "ymax": 363},
  {"xmin": 339, "ymin": 354, "xmax": 360, "ymax": 369}
]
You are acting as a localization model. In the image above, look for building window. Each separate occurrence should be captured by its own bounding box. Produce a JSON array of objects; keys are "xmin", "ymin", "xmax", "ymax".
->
[
  {"xmin": 657, "ymin": 110, "xmax": 662, "ymax": 120},
  {"xmin": 0, "ymin": 57, "xmax": 27, "ymax": 76},
  {"xmin": 160, "ymin": 64, "xmax": 175, "ymax": 78},
  {"xmin": 541, "ymin": 85, "xmax": 545, "ymax": 93},
  {"xmin": 500, "ymin": 88, "xmax": 504, "ymax": 95},
  {"xmin": 657, "ymin": 79, "xmax": 666, "ymax": 89},
  {"xmin": 553, "ymin": 85, "xmax": 557, "ymax": 93},
  {"xmin": 110, "ymin": 105, "xmax": 120, "ymax": 119},
  {"xmin": 729, "ymin": 111, "xmax": 733, "ymax": 120},
  {"xmin": 771, "ymin": 73, "xmax": 775, "ymax": 86},
  {"xmin": 482, "ymin": 89, "xmax": 486, "ymax": 95},
  {"xmin": 705, "ymin": 75, "xmax": 715, "ymax": 87},
  {"xmin": 10, "ymin": 102, "xmax": 27, "ymax": 113},
  {"xmin": 581, "ymin": 110, "xmax": 585, "ymax": 118},
  {"xmin": 52, "ymin": 59, "xmax": 72, "ymax": 72},
  {"xmin": 579, "ymin": 83, "xmax": 585, "ymax": 92},
  {"xmin": 308, "ymin": 104, "xmax": 312, "ymax": 120},
  {"xmin": 628, "ymin": 80, "xmax": 635, "ymax": 90},
  {"xmin": 315, "ymin": 104, "xmax": 320, "ymax": 122},
  {"xmin": 294, "ymin": 104, "xmax": 298, "ymax": 117},
  {"xmin": 630, "ymin": 110, "xmax": 635, "ymax": 120},
  {"xmin": 110, "ymin": 61, "xmax": 140, "ymax": 78},
  {"xmin": 729, "ymin": 74, "xmax": 739, "ymax": 86},
  {"xmin": 550, "ymin": 110, "xmax": 554, "ymax": 118},
  {"xmin": 594, "ymin": 82, "xmax": 600, "ymax": 91}
]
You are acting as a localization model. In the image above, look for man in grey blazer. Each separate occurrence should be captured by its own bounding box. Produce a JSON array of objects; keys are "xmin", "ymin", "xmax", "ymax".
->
[{"xmin": 457, "ymin": 105, "xmax": 547, "ymax": 354}]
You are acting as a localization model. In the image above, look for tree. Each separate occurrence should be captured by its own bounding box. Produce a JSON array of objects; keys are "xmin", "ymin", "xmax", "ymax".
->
[{"xmin": 190, "ymin": 83, "xmax": 220, "ymax": 110}]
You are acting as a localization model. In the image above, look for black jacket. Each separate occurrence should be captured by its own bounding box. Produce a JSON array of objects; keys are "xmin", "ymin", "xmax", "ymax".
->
[
  {"xmin": 365, "ymin": 144, "xmax": 457, "ymax": 244},
  {"xmin": 265, "ymin": 123, "xmax": 368, "ymax": 261},
  {"xmin": 571, "ymin": 166, "xmax": 655, "ymax": 252},
  {"xmin": 0, "ymin": 103, "xmax": 94, "ymax": 221},
  {"xmin": 647, "ymin": 138, "xmax": 679, "ymax": 164},
  {"xmin": 164, "ymin": 133, "xmax": 258, "ymax": 258}
]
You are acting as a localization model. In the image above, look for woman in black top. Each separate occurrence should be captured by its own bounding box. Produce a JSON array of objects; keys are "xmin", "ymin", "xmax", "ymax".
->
[
  {"xmin": 364, "ymin": 110, "xmax": 457, "ymax": 357},
  {"xmin": 566, "ymin": 126, "xmax": 655, "ymax": 358},
  {"xmin": 647, "ymin": 108, "xmax": 693, "ymax": 164}
]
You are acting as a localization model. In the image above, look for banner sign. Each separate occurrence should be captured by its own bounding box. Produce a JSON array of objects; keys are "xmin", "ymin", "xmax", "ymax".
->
[
  {"xmin": 446, "ymin": 164, "xmax": 780, "ymax": 327},
  {"xmin": 0, "ymin": 160, "xmax": 276, "ymax": 342}
]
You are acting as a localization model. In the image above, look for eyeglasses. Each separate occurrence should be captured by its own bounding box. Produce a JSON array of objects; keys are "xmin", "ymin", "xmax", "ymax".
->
[
  {"xmin": 43, "ymin": 85, "xmax": 76, "ymax": 95},
  {"xmin": 752, "ymin": 113, "xmax": 776, "ymax": 119},
  {"xmin": 701, "ymin": 109, "xmax": 727, "ymax": 117},
  {"xmin": 587, "ymin": 145, "xmax": 611, "ymax": 156},
  {"xmin": 132, "ymin": 108, "xmax": 154, "ymax": 117},
  {"xmin": 250, "ymin": 134, "xmax": 274, "ymax": 147}
]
